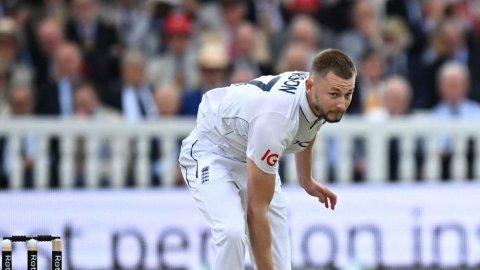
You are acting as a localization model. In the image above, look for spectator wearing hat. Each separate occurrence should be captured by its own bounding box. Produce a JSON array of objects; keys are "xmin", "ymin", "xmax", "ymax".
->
[
  {"xmin": 147, "ymin": 11, "xmax": 198, "ymax": 90},
  {"xmin": 180, "ymin": 42, "xmax": 230, "ymax": 116},
  {"xmin": 282, "ymin": 0, "xmax": 321, "ymax": 21}
]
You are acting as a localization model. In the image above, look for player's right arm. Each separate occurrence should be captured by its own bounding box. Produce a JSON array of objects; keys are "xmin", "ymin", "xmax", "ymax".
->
[{"xmin": 295, "ymin": 138, "xmax": 337, "ymax": 210}]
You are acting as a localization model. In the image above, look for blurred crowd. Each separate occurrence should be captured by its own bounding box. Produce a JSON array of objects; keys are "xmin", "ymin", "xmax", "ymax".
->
[{"xmin": 1, "ymin": 0, "xmax": 480, "ymax": 188}]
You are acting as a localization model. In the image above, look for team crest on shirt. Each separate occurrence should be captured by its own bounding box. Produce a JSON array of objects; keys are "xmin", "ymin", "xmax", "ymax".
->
[
  {"xmin": 201, "ymin": 166, "xmax": 209, "ymax": 183},
  {"xmin": 261, "ymin": 149, "xmax": 279, "ymax": 166}
]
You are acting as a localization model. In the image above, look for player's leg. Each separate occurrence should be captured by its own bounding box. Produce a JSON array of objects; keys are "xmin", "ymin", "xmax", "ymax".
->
[
  {"xmin": 269, "ymin": 175, "xmax": 292, "ymax": 270},
  {"xmin": 191, "ymin": 178, "xmax": 247, "ymax": 270},
  {"xmin": 180, "ymin": 151, "xmax": 247, "ymax": 270}
]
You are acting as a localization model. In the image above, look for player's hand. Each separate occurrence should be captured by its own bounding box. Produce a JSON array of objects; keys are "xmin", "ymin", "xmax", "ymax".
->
[{"xmin": 303, "ymin": 179, "xmax": 337, "ymax": 210}]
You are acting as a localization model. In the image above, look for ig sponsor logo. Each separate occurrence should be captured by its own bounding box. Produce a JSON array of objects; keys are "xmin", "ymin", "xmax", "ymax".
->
[{"xmin": 261, "ymin": 149, "xmax": 279, "ymax": 166}]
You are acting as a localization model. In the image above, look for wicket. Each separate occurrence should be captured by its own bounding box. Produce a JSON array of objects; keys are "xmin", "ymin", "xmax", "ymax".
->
[{"xmin": 2, "ymin": 235, "xmax": 62, "ymax": 270}]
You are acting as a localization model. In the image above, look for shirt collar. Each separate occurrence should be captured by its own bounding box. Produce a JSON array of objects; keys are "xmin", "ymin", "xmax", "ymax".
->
[{"xmin": 300, "ymin": 85, "xmax": 320, "ymax": 123}]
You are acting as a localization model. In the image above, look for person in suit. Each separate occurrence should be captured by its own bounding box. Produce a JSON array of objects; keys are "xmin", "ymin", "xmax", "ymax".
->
[
  {"xmin": 104, "ymin": 50, "xmax": 158, "ymax": 120},
  {"xmin": 31, "ymin": 18, "xmax": 66, "ymax": 88},
  {"xmin": 430, "ymin": 62, "xmax": 480, "ymax": 180},
  {"xmin": 65, "ymin": 0, "xmax": 121, "ymax": 92},
  {"xmin": 35, "ymin": 42, "xmax": 83, "ymax": 117},
  {"xmin": 104, "ymin": 50, "xmax": 160, "ymax": 186},
  {"xmin": 35, "ymin": 42, "xmax": 84, "ymax": 188}
]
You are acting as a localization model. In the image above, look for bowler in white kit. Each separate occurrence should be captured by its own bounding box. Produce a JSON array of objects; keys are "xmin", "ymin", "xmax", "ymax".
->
[{"xmin": 179, "ymin": 49, "xmax": 356, "ymax": 270}]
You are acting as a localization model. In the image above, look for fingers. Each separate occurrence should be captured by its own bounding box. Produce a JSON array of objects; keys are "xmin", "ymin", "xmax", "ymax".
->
[
  {"xmin": 310, "ymin": 184, "xmax": 337, "ymax": 210},
  {"xmin": 317, "ymin": 194, "xmax": 325, "ymax": 205},
  {"xmin": 317, "ymin": 193, "xmax": 330, "ymax": 209},
  {"xmin": 326, "ymin": 190, "xmax": 336, "ymax": 210},
  {"xmin": 330, "ymin": 193, "xmax": 337, "ymax": 210},
  {"xmin": 319, "ymin": 190, "xmax": 337, "ymax": 210}
]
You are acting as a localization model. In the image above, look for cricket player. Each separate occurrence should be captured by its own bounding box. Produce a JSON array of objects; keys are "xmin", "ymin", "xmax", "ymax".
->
[{"xmin": 179, "ymin": 49, "xmax": 356, "ymax": 270}]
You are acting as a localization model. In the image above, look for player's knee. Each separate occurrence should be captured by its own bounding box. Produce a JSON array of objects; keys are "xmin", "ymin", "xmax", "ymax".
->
[{"xmin": 220, "ymin": 223, "xmax": 245, "ymax": 244}]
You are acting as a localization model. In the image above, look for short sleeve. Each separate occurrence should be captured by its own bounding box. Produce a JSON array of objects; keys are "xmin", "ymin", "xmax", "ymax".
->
[{"xmin": 246, "ymin": 113, "xmax": 295, "ymax": 174}]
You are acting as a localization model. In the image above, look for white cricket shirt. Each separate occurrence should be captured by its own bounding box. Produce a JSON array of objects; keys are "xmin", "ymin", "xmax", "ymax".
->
[{"xmin": 185, "ymin": 71, "xmax": 324, "ymax": 174}]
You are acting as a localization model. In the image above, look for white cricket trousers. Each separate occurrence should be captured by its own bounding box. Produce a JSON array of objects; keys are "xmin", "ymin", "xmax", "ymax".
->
[{"xmin": 179, "ymin": 136, "xmax": 292, "ymax": 270}]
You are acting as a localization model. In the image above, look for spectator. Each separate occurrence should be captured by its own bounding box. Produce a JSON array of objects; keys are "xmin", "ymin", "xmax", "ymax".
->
[
  {"xmin": 230, "ymin": 68, "xmax": 255, "ymax": 84},
  {"xmin": 104, "ymin": 50, "xmax": 157, "ymax": 121},
  {"xmin": 74, "ymin": 81, "xmax": 121, "ymax": 120},
  {"xmin": 147, "ymin": 11, "xmax": 198, "ymax": 90},
  {"xmin": 154, "ymin": 84, "xmax": 181, "ymax": 116},
  {"xmin": 382, "ymin": 76, "xmax": 412, "ymax": 117},
  {"xmin": 282, "ymin": 0, "xmax": 321, "ymax": 20},
  {"xmin": 32, "ymin": 18, "xmax": 65, "ymax": 87},
  {"xmin": 337, "ymin": 0, "xmax": 382, "ymax": 67},
  {"xmin": 413, "ymin": 18, "xmax": 470, "ymax": 110},
  {"xmin": 345, "ymin": 48, "xmax": 387, "ymax": 182},
  {"xmin": 271, "ymin": 14, "xmax": 321, "ymax": 65},
  {"xmin": 380, "ymin": 76, "xmax": 423, "ymax": 181},
  {"xmin": 1, "ymin": 0, "xmax": 32, "ymax": 65},
  {"xmin": 0, "ymin": 83, "xmax": 36, "ymax": 189},
  {"xmin": 73, "ymin": 82, "xmax": 122, "ymax": 187},
  {"xmin": 35, "ymin": 42, "xmax": 84, "ymax": 188},
  {"xmin": 231, "ymin": 21, "xmax": 272, "ymax": 77},
  {"xmin": 430, "ymin": 62, "xmax": 480, "ymax": 180},
  {"xmin": 154, "ymin": 84, "xmax": 184, "ymax": 186},
  {"xmin": 100, "ymin": 0, "xmax": 148, "ymax": 48},
  {"xmin": 275, "ymin": 43, "xmax": 311, "ymax": 74},
  {"xmin": 251, "ymin": 0, "xmax": 285, "ymax": 35},
  {"xmin": 181, "ymin": 42, "xmax": 230, "ymax": 116},
  {"xmin": 35, "ymin": 42, "xmax": 83, "ymax": 117},
  {"xmin": 352, "ymin": 48, "xmax": 387, "ymax": 114},
  {"xmin": 0, "ymin": 18, "xmax": 33, "ymax": 106},
  {"xmin": 381, "ymin": 17, "xmax": 412, "ymax": 77},
  {"xmin": 104, "ymin": 50, "xmax": 160, "ymax": 186},
  {"xmin": 128, "ymin": 0, "xmax": 178, "ymax": 57},
  {"xmin": 385, "ymin": 0, "xmax": 444, "ymax": 54},
  {"xmin": 199, "ymin": 0, "xmax": 249, "ymax": 57},
  {"xmin": 29, "ymin": 0, "xmax": 69, "ymax": 27},
  {"xmin": 65, "ymin": 0, "xmax": 121, "ymax": 90}
]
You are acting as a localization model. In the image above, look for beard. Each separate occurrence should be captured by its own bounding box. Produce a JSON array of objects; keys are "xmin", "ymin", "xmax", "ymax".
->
[{"xmin": 322, "ymin": 111, "xmax": 344, "ymax": 123}]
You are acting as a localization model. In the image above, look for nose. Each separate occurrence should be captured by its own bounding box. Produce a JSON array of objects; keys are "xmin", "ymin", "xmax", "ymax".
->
[{"xmin": 337, "ymin": 97, "xmax": 347, "ymax": 111}]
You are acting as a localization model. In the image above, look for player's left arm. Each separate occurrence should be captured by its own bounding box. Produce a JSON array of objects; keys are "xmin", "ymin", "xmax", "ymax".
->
[
  {"xmin": 295, "ymin": 137, "xmax": 337, "ymax": 210},
  {"xmin": 246, "ymin": 158, "xmax": 275, "ymax": 270},
  {"xmin": 246, "ymin": 113, "xmax": 292, "ymax": 270}
]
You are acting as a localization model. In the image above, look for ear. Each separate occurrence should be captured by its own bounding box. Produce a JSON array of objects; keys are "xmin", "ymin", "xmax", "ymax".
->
[{"xmin": 305, "ymin": 77, "xmax": 313, "ymax": 94}]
